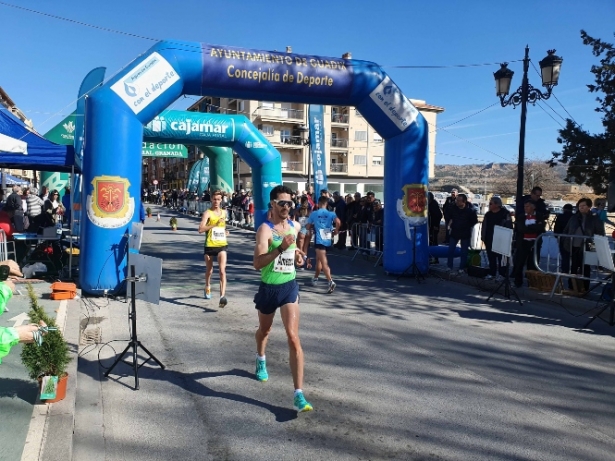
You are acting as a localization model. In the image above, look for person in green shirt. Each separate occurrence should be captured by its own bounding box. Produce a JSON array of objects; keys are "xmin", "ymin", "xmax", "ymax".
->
[
  {"xmin": 0, "ymin": 280, "xmax": 47, "ymax": 364},
  {"xmin": 252, "ymin": 185, "xmax": 312, "ymax": 412}
]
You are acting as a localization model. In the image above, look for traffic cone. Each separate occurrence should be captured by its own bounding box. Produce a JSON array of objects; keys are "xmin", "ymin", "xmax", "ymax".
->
[{"xmin": 156, "ymin": 213, "xmax": 160, "ymax": 221}]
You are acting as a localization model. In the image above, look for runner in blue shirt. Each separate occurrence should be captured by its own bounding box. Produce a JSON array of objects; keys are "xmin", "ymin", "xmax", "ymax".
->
[{"xmin": 306, "ymin": 196, "xmax": 341, "ymax": 293}]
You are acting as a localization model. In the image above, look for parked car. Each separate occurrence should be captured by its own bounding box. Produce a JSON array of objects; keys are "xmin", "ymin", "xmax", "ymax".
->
[{"xmin": 504, "ymin": 205, "xmax": 516, "ymax": 216}]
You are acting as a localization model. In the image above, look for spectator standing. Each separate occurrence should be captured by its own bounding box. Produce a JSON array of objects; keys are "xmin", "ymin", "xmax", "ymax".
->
[
  {"xmin": 512, "ymin": 200, "xmax": 545, "ymax": 288},
  {"xmin": 480, "ymin": 197, "xmax": 511, "ymax": 280},
  {"xmin": 26, "ymin": 187, "xmax": 44, "ymax": 231},
  {"xmin": 4, "ymin": 186, "xmax": 24, "ymax": 232},
  {"xmin": 553, "ymin": 203, "xmax": 574, "ymax": 277},
  {"xmin": 39, "ymin": 186, "xmax": 49, "ymax": 202},
  {"xmin": 332, "ymin": 191, "xmax": 347, "ymax": 249},
  {"xmin": 62, "ymin": 187, "xmax": 71, "ymax": 228},
  {"xmin": 446, "ymin": 193, "xmax": 478, "ymax": 275},
  {"xmin": 563, "ymin": 198, "xmax": 605, "ymax": 291},
  {"xmin": 592, "ymin": 199, "xmax": 615, "ymax": 226},
  {"xmin": 442, "ymin": 189, "xmax": 458, "ymax": 244},
  {"xmin": 428, "ymin": 192, "xmax": 443, "ymax": 258},
  {"xmin": 372, "ymin": 199, "xmax": 384, "ymax": 253},
  {"xmin": 42, "ymin": 190, "xmax": 65, "ymax": 227}
]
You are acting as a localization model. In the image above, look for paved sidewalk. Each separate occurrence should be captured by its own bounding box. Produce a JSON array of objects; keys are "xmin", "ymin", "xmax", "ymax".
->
[{"xmin": 62, "ymin": 206, "xmax": 615, "ymax": 460}]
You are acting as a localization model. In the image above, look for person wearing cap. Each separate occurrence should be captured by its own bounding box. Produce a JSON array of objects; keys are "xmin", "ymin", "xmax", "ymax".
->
[{"xmin": 442, "ymin": 189, "xmax": 458, "ymax": 244}]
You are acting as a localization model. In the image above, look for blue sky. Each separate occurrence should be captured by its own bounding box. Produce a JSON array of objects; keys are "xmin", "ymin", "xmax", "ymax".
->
[{"xmin": 0, "ymin": 0, "xmax": 612, "ymax": 166}]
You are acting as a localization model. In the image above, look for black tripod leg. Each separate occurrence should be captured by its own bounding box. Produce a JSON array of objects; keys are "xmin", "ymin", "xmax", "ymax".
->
[
  {"xmin": 103, "ymin": 342, "xmax": 132, "ymax": 378},
  {"xmin": 582, "ymin": 301, "xmax": 614, "ymax": 329},
  {"xmin": 487, "ymin": 279, "xmax": 506, "ymax": 302},
  {"xmin": 132, "ymin": 340, "xmax": 139, "ymax": 390},
  {"xmin": 138, "ymin": 341, "xmax": 166, "ymax": 369}
]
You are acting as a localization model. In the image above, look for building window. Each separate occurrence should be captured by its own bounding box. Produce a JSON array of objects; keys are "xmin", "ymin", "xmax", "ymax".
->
[
  {"xmin": 354, "ymin": 155, "xmax": 366, "ymax": 165},
  {"xmin": 260, "ymin": 125, "xmax": 274, "ymax": 136},
  {"xmin": 373, "ymin": 133, "xmax": 383, "ymax": 142},
  {"xmin": 372, "ymin": 156, "xmax": 383, "ymax": 166},
  {"xmin": 354, "ymin": 131, "xmax": 367, "ymax": 142},
  {"xmin": 280, "ymin": 129, "xmax": 291, "ymax": 143}
]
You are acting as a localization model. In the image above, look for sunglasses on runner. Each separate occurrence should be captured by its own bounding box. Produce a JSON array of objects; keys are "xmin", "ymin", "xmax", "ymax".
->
[{"xmin": 273, "ymin": 199, "xmax": 294, "ymax": 208}]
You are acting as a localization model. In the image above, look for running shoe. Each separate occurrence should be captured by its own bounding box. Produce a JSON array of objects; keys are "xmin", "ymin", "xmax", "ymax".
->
[
  {"xmin": 310, "ymin": 278, "xmax": 318, "ymax": 287},
  {"xmin": 219, "ymin": 296, "xmax": 228, "ymax": 308},
  {"xmin": 327, "ymin": 280, "xmax": 336, "ymax": 294},
  {"xmin": 255, "ymin": 358, "xmax": 268, "ymax": 382},
  {"xmin": 293, "ymin": 391, "xmax": 313, "ymax": 412},
  {"xmin": 204, "ymin": 287, "xmax": 211, "ymax": 299}
]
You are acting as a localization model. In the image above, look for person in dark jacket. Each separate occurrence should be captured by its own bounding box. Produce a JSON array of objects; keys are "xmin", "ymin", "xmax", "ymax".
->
[
  {"xmin": 480, "ymin": 196, "xmax": 511, "ymax": 279},
  {"xmin": 513, "ymin": 200, "xmax": 545, "ymax": 287},
  {"xmin": 553, "ymin": 203, "xmax": 574, "ymax": 276},
  {"xmin": 4, "ymin": 186, "xmax": 24, "ymax": 232},
  {"xmin": 446, "ymin": 193, "xmax": 478, "ymax": 274},
  {"xmin": 332, "ymin": 192, "xmax": 348, "ymax": 249},
  {"xmin": 522, "ymin": 186, "xmax": 549, "ymax": 256},
  {"xmin": 563, "ymin": 198, "xmax": 605, "ymax": 291},
  {"xmin": 442, "ymin": 188, "xmax": 458, "ymax": 244},
  {"xmin": 428, "ymin": 192, "xmax": 443, "ymax": 263}
]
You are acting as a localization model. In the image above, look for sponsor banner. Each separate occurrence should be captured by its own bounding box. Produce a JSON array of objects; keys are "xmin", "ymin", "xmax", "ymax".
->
[
  {"xmin": 202, "ymin": 44, "xmax": 353, "ymax": 99},
  {"xmin": 369, "ymin": 76, "xmax": 419, "ymax": 132},
  {"xmin": 111, "ymin": 52, "xmax": 180, "ymax": 115},
  {"xmin": 198, "ymin": 156, "xmax": 210, "ymax": 195},
  {"xmin": 308, "ymin": 105, "xmax": 327, "ymax": 198},
  {"xmin": 187, "ymin": 158, "xmax": 202, "ymax": 193},
  {"xmin": 143, "ymin": 110, "xmax": 235, "ymax": 143},
  {"xmin": 142, "ymin": 142, "xmax": 188, "ymax": 158},
  {"xmin": 43, "ymin": 114, "xmax": 77, "ymax": 145}
]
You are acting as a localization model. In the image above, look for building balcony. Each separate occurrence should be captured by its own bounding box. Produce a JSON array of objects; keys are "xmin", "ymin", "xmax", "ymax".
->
[
  {"xmin": 269, "ymin": 135, "xmax": 305, "ymax": 149},
  {"xmin": 255, "ymin": 107, "xmax": 304, "ymax": 122},
  {"xmin": 330, "ymin": 163, "xmax": 347, "ymax": 173},
  {"xmin": 331, "ymin": 113, "xmax": 349, "ymax": 124},
  {"xmin": 331, "ymin": 138, "xmax": 349, "ymax": 148},
  {"xmin": 281, "ymin": 161, "xmax": 304, "ymax": 172}
]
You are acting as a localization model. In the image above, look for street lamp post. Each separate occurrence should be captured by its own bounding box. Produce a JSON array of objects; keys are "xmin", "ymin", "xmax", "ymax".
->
[
  {"xmin": 493, "ymin": 46, "xmax": 563, "ymax": 216},
  {"xmin": 298, "ymin": 124, "xmax": 311, "ymax": 193}
]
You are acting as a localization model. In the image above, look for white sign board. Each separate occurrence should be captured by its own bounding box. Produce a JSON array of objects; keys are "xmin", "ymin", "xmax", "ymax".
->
[
  {"xmin": 111, "ymin": 52, "xmax": 180, "ymax": 114},
  {"xmin": 492, "ymin": 225, "xmax": 514, "ymax": 257}
]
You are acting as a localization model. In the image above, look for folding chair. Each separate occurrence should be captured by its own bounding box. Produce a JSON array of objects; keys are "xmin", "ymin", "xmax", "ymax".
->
[{"xmin": 0, "ymin": 229, "xmax": 17, "ymax": 261}]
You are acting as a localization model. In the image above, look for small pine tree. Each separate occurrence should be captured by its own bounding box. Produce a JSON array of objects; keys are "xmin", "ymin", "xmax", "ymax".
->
[{"xmin": 20, "ymin": 284, "xmax": 71, "ymax": 380}]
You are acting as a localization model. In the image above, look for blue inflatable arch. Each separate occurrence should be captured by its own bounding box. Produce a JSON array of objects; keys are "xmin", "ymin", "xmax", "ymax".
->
[{"xmin": 82, "ymin": 41, "xmax": 429, "ymax": 294}]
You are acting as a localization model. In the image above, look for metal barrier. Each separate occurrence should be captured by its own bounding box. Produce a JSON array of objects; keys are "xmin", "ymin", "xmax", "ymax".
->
[
  {"xmin": 533, "ymin": 232, "xmax": 615, "ymax": 298},
  {"xmin": 350, "ymin": 223, "xmax": 383, "ymax": 267}
]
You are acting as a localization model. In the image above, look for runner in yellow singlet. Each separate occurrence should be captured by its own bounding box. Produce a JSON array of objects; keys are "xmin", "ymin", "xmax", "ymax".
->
[{"xmin": 198, "ymin": 190, "xmax": 230, "ymax": 308}]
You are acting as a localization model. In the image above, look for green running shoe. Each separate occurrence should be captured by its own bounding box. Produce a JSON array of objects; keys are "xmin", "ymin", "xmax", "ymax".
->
[
  {"xmin": 255, "ymin": 358, "xmax": 268, "ymax": 382},
  {"xmin": 293, "ymin": 391, "xmax": 313, "ymax": 412}
]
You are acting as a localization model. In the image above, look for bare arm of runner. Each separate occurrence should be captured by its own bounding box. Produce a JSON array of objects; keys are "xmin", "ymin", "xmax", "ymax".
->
[
  {"xmin": 253, "ymin": 224, "xmax": 295, "ymax": 270},
  {"xmin": 198, "ymin": 210, "xmax": 212, "ymax": 233}
]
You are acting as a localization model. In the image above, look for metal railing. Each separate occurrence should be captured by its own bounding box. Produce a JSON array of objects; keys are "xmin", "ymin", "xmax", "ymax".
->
[
  {"xmin": 532, "ymin": 232, "xmax": 615, "ymax": 298},
  {"xmin": 331, "ymin": 138, "xmax": 349, "ymax": 148},
  {"xmin": 349, "ymin": 223, "xmax": 383, "ymax": 267},
  {"xmin": 282, "ymin": 161, "xmax": 303, "ymax": 172},
  {"xmin": 330, "ymin": 163, "xmax": 347, "ymax": 173},
  {"xmin": 331, "ymin": 113, "xmax": 349, "ymax": 123}
]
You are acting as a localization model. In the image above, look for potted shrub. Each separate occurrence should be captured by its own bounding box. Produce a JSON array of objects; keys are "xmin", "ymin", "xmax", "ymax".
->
[
  {"xmin": 21, "ymin": 284, "xmax": 71, "ymax": 403},
  {"xmin": 146, "ymin": 207, "xmax": 152, "ymax": 218},
  {"xmin": 169, "ymin": 216, "xmax": 178, "ymax": 230}
]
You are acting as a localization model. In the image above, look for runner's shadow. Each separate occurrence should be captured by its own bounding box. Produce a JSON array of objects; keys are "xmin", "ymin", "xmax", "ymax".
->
[
  {"xmin": 97, "ymin": 364, "xmax": 297, "ymax": 422},
  {"xmin": 159, "ymin": 295, "xmax": 218, "ymax": 313}
]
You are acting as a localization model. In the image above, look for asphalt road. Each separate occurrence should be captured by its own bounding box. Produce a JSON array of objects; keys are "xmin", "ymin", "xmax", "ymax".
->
[{"xmin": 72, "ymin": 206, "xmax": 615, "ymax": 461}]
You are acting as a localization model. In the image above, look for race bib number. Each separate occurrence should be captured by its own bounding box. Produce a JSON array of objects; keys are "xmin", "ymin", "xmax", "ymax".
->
[
  {"xmin": 211, "ymin": 227, "xmax": 226, "ymax": 242},
  {"xmin": 273, "ymin": 249, "xmax": 295, "ymax": 273},
  {"xmin": 319, "ymin": 229, "xmax": 332, "ymax": 241}
]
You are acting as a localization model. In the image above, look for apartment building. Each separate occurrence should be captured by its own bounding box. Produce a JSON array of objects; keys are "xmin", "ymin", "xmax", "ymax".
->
[{"xmin": 145, "ymin": 96, "xmax": 443, "ymax": 199}]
